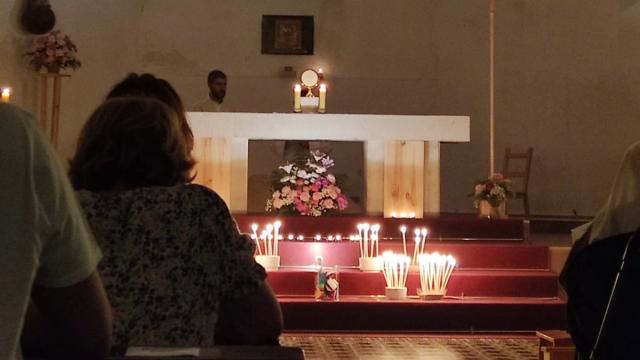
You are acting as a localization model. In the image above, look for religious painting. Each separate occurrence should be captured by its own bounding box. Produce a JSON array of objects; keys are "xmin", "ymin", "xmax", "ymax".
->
[
  {"xmin": 262, "ymin": 15, "xmax": 314, "ymax": 55},
  {"xmin": 247, "ymin": 140, "xmax": 365, "ymax": 215}
]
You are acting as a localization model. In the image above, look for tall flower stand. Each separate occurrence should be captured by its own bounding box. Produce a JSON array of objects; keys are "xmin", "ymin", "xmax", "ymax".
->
[
  {"xmin": 39, "ymin": 73, "xmax": 70, "ymax": 148},
  {"xmin": 478, "ymin": 200, "xmax": 507, "ymax": 219}
]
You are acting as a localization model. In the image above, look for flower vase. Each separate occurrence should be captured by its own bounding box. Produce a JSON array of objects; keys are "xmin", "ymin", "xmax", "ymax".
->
[
  {"xmin": 478, "ymin": 200, "xmax": 507, "ymax": 219},
  {"xmin": 46, "ymin": 64, "xmax": 60, "ymax": 74}
]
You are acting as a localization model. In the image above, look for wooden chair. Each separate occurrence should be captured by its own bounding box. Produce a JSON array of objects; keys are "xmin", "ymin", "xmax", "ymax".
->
[{"xmin": 503, "ymin": 147, "xmax": 533, "ymax": 218}]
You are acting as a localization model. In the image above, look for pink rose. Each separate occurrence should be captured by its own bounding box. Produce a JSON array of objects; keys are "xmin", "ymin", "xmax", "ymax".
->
[
  {"xmin": 300, "ymin": 191, "xmax": 311, "ymax": 202},
  {"xmin": 474, "ymin": 184, "xmax": 485, "ymax": 193},
  {"xmin": 282, "ymin": 186, "xmax": 292, "ymax": 195},
  {"xmin": 296, "ymin": 179, "xmax": 304, "ymax": 186},
  {"xmin": 337, "ymin": 196, "xmax": 348, "ymax": 210},
  {"xmin": 272, "ymin": 190, "xmax": 281, "ymax": 199},
  {"xmin": 312, "ymin": 192, "xmax": 324, "ymax": 201},
  {"xmin": 327, "ymin": 174, "xmax": 336, "ymax": 184},
  {"xmin": 492, "ymin": 173, "xmax": 504, "ymax": 181},
  {"xmin": 322, "ymin": 199, "xmax": 334, "ymax": 209},
  {"xmin": 273, "ymin": 198, "xmax": 284, "ymax": 209},
  {"xmin": 296, "ymin": 203, "xmax": 308, "ymax": 214},
  {"xmin": 311, "ymin": 182, "xmax": 322, "ymax": 192}
]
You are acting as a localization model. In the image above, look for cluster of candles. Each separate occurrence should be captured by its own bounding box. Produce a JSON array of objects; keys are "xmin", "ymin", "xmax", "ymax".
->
[
  {"xmin": 418, "ymin": 252, "xmax": 457, "ymax": 297},
  {"xmin": 390, "ymin": 212, "xmax": 417, "ymax": 219},
  {"xmin": 356, "ymin": 223, "xmax": 381, "ymax": 258},
  {"xmin": 251, "ymin": 221, "xmax": 282, "ymax": 256},
  {"xmin": 399, "ymin": 226, "xmax": 429, "ymax": 265}
]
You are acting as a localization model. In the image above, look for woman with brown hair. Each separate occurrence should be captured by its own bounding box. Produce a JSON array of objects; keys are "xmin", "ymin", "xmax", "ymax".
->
[
  {"xmin": 69, "ymin": 97, "xmax": 282, "ymax": 351},
  {"xmin": 105, "ymin": 73, "xmax": 194, "ymax": 152}
]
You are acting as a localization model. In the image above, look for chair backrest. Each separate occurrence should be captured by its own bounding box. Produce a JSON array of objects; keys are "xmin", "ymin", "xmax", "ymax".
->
[{"xmin": 502, "ymin": 147, "xmax": 533, "ymax": 193}]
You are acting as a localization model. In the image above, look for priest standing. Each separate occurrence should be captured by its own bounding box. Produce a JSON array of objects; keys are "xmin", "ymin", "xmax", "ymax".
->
[{"xmin": 192, "ymin": 69, "xmax": 232, "ymax": 112}]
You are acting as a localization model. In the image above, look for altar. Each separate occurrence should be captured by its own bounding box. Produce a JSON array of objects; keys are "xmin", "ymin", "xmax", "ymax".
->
[
  {"xmin": 188, "ymin": 112, "xmax": 566, "ymax": 333},
  {"xmin": 187, "ymin": 112, "xmax": 470, "ymax": 216}
]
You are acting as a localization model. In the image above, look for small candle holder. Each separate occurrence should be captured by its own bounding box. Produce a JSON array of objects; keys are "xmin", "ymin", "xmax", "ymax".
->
[
  {"xmin": 255, "ymin": 255, "xmax": 280, "ymax": 271},
  {"xmin": 385, "ymin": 287, "xmax": 408, "ymax": 301},
  {"xmin": 359, "ymin": 256, "xmax": 383, "ymax": 272}
]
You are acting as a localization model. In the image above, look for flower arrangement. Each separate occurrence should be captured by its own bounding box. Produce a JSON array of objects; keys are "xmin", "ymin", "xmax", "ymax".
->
[
  {"xmin": 26, "ymin": 30, "xmax": 81, "ymax": 73},
  {"xmin": 266, "ymin": 150, "xmax": 348, "ymax": 216},
  {"xmin": 472, "ymin": 173, "xmax": 513, "ymax": 208}
]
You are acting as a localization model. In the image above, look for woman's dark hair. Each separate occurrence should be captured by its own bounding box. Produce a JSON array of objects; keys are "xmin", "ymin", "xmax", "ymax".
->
[
  {"xmin": 106, "ymin": 73, "xmax": 194, "ymax": 151},
  {"xmin": 69, "ymin": 97, "xmax": 195, "ymax": 191}
]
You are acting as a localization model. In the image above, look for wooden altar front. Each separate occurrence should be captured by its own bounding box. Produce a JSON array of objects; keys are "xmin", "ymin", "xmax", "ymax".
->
[{"xmin": 187, "ymin": 112, "xmax": 470, "ymax": 217}]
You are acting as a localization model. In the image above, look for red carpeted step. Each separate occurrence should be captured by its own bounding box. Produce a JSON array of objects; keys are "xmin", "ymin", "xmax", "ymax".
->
[
  {"xmin": 278, "ymin": 296, "xmax": 567, "ymax": 331},
  {"xmin": 267, "ymin": 269, "xmax": 559, "ymax": 298},
  {"xmin": 274, "ymin": 242, "xmax": 549, "ymax": 269}
]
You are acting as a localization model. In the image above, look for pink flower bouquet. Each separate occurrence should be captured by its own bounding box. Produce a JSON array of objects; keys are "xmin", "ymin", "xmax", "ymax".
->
[
  {"xmin": 266, "ymin": 150, "xmax": 349, "ymax": 216},
  {"xmin": 471, "ymin": 173, "xmax": 514, "ymax": 208},
  {"xmin": 26, "ymin": 30, "xmax": 81, "ymax": 72}
]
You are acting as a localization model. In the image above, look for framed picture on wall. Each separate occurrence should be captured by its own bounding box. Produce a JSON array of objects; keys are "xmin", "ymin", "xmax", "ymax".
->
[{"xmin": 261, "ymin": 15, "xmax": 314, "ymax": 55}]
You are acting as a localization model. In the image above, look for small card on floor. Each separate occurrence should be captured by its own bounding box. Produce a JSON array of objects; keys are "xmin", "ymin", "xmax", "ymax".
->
[{"xmin": 125, "ymin": 346, "xmax": 201, "ymax": 357}]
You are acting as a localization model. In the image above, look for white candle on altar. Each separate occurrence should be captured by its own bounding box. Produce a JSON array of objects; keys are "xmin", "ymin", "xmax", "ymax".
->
[
  {"xmin": 400, "ymin": 226, "xmax": 407, "ymax": 257},
  {"xmin": 297, "ymin": 235, "xmax": 305, "ymax": 241},
  {"xmin": 336, "ymin": 235, "xmax": 342, "ymax": 241},
  {"xmin": 315, "ymin": 234, "xmax": 322, "ymax": 241},
  {"xmin": 357, "ymin": 224, "xmax": 365, "ymax": 257},
  {"xmin": 421, "ymin": 228, "xmax": 428, "ymax": 255},
  {"xmin": 251, "ymin": 223, "xmax": 258, "ymax": 240},
  {"xmin": 371, "ymin": 224, "xmax": 380, "ymax": 257},
  {"xmin": 266, "ymin": 224, "xmax": 274, "ymax": 255},
  {"xmin": 318, "ymin": 84, "xmax": 327, "ymax": 113},
  {"xmin": 274, "ymin": 221, "xmax": 281, "ymax": 256},
  {"xmin": 288, "ymin": 234, "xmax": 294, "ymax": 240},
  {"xmin": 1, "ymin": 87, "xmax": 11, "ymax": 103},
  {"xmin": 293, "ymin": 84, "xmax": 302, "ymax": 112},
  {"xmin": 363, "ymin": 223, "xmax": 370, "ymax": 258}
]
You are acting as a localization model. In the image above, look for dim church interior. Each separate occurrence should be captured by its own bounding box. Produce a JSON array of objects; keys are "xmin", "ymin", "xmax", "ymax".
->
[{"xmin": 6, "ymin": 0, "xmax": 637, "ymax": 359}]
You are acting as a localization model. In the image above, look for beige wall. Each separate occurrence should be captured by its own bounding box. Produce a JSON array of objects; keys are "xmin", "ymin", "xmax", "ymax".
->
[{"xmin": 2, "ymin": 0, "xmax": 639, "ymax": 216}]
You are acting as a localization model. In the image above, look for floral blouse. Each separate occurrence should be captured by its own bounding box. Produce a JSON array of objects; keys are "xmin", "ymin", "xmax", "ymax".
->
[{"xmin": 77, "ymin": 184, "xmax": 265, "ymax": 348}]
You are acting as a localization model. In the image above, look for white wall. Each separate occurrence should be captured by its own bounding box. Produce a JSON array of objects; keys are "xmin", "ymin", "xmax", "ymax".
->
[{"xmin": 2, "ymin": 0, "xmax": 639, "ymax": 216}]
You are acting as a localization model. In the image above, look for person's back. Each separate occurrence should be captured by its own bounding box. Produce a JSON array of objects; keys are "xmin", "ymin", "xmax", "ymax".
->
[
  {"xmin": 561, "ymin": 141, "xmax": 640, "ymax": 359},
  {"xmin": 0, "ymin": 104, "xmax": 111, "ymax": 359},
  {"xmin": 78, "ymin": 184, "xmax": 266, "ymax": 347},
  {"xmin": 69, "ymin": 97, "xmax": 282, "ymax": 349}
]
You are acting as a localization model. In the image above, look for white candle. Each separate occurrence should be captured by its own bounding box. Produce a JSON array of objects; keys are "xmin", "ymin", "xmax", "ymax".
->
[
  {"xmin": 297, "ymin": 235, "xmax": 305, "ymax": 241},
  {"xmin": 1, "ymin": 88, "xmax": 11, "ymax": 103},
  {"xmin": 274, "ymin": 221, "xmax": 281, "ymax": 256},
  {"xmin": 363, "ymin": 223, "xmax": 370, "ymax": 258},
  {"xmin": 318, "ymin": 84, "xmax": 327, "ymax": 113},
  {"xmin": 293, "ymin": 84, "xmax": 302, "ymax": 112},
  {"xmin": 400, "ymin": 226, "xmax": 407, "ymax": 257},
  {"xmin": 421, "ymin": 228, "xmax": 428, "ymax": 255},
  {"xmin": 266, "ymin": 224, "xmax": 274, "ymax": 255},
  {"xmin": 335, "ymin": 235, "xmax": 342, "ymax": 241},
  {"xmin": 357, "ymin": 224, "xmax": 364, "ymax": 257},
  {"xmin": 315, "ymin": 234, "xmax": 322, "ymax": 241}
]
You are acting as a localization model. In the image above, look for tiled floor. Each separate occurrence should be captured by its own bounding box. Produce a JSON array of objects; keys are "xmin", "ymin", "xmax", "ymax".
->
[{"xmin": 280, "ymin": 335, "xmax": 538, "ymax": 360}]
